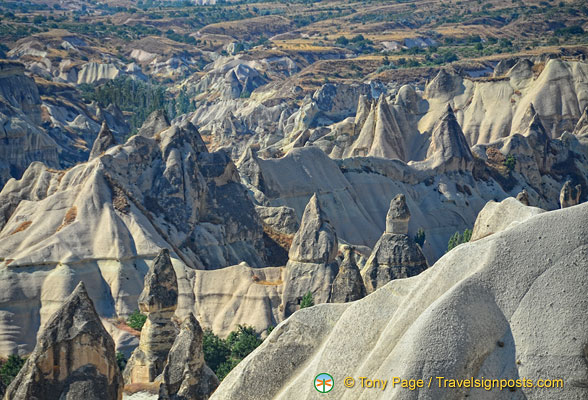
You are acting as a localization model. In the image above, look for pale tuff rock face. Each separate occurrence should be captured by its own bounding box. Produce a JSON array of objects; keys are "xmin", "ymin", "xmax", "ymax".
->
[
  {"xmin": 385, "ymin": 193, "xmax": 410, "ymax": 234},
  {"xmin": 516, "ymin": 189, "xmax": 530, "ymax": 206},
  {"xmin": 89, "ymin": 121, "xmax": 117, "ymax": 160},
  {"xmin": 471, "ymin": 197, "xmax": 545, "ymax": 241},
  {"xmin": 329, "ymin": 247, "xmax": 366, "ymax": 303},
  {"xmin": 288, "ymin": 194, "xmax": 337, "ymax": 264},
  {"xmin": 282, "ymin": 194, "xmax": 339, "ymax": 317},
  {"xmin": 124, "ymin": 249, "xmax": 178, "ymax": 385},
  {"xmin": 573, "ymin": 107, "xmax": 588, "ymax": 137},
  {"xmin": 159, "ymin": 313, "xmax": 219, "ymax": 400},
  {"xmin": 211, "ymin": 203, "xmax": 588, "ymax": 400},
  {"xmin": 560, "ymin": 181, "xmax": 582, "ymax": 208},
  {"xmin": 425, "ymin": 104, "xmax": 474, "ymax": 172},
  {"xmin": 138, "ymin": 109, "xmax": 171, "ymax": 138},
  {"xmin": 4, "ymin": 282, "xmax": 123, "ymax": 400},
  {"xmin": 0, "ymin": 112, "xmax": 268, "ymax": 356},
  {"xmin": 363, "ymin": 194, "xmax": 427, "ymax": 293}
]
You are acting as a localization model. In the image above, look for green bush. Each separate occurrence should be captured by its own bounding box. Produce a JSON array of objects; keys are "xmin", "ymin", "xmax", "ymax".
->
[
  {"xmin": 203, "ymin": 325, "xmax": 263, "ymax": 381},
  {"xmin": 414, "ymin": 228, "xmax": 426, "ymax": 247},
  {"xmin": 116, "ymin": 352, "xmax": 127, "ymax": 371},
  {"xmin": 447, "ymin": 228, "xmax": 473, "ymax": 251},
  {"xmin": 127, "ymin": 310, "xmax": 147, "ymax": 331},
  {"xmin": 504, "ymin": 154, "xmax": 516, "ymax": 172},
  {"xmin": 0, "ymin": 355, "xmax": 25, "ymax": 387},
  {"xmin": 300, "ymin": 291, "xmax": 314, "ymax": 309}
]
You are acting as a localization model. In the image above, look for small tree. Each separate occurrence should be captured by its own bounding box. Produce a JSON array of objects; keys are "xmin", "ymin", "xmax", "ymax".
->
[
  {"xmin": 116, "ymin": 352, "xmax": 127, "ymax": 371},
  {"xmin": 127, "ymin": 310, "xmax": 147, "ymax": 331},
  {"xmin": 504, "ymin": 154, "xmax": 516, "ymax": 172},
  {"xmin": 0, "ymin": 355, "xmax": 25, "ymax": 387},
  {"xmin": 447, "ymin": 229, "xmax": 473, "ymax": 251},
  {"xmin": 414, "ymin": 228, "xmax": 426, "ymax": 247},
  {"xmin": 300, "ymin": 291, "xmax": 314, "ymax": 309}
]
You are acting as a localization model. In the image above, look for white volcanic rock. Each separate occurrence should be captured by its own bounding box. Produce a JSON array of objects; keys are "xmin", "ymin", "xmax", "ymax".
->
[
  {"xmin": 281, "ymin": 194, "xmax": 339, "ymax": 317},
  {"xmin": 77, "ymin": 62, "xmax": 121, "ymax": 85},
  {"xmin": 192, "ymin": 263, "xmax": 285, "ymax": 337},
  {"xmin": 422, "ymin": 104, "xmax": 474, "ymax": 172},
  {"xmin": 90, "ymin": 121, "xmax": 117, "ymax": 160},
  {"xmin": 4, "ymin": 282, "xmax": 123, "ymax": 400},
  {"xmin": 0, "ymin": 119, "xmax": 268, "ymax": 356},
  {"xmin": 418, "ymin": 60, "xmax": 588, "ymax": 147},
  {"xmin": 471, "ymin": 197, "xmax": 545, "ymax": 241},
  {"xmin": 560, "ymin": 181, "xmax": 582, "ymax": 208},
  {"xmin": 211, "ymin": 203, "xmax": 588, "ymax": 400},
  {"xmin": 347, "ymin": 94, "xmax": 407, "ymax": 160},
  {"xmin": 124, "ymin": 249, "xmax": 178, "ymax": 385},
  {"xmin": 239, "ymin": 142, "xmax": 588, "ymax": 265},
  {"xmin": 158, "ymin": 313, "xmax": 219, "ymax": 400},
  {"xmin": 288, "ymin": 194, "xmax": 337, "ymax": 264}
]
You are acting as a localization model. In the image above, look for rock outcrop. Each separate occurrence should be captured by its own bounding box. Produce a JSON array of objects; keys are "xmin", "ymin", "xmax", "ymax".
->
[
  {"xmin": 471, "ymin": 197, "xmax": 544, "ymax": 241},
  {"xmin": 424, "ymin": 104, "xmax": 474, "ymax": 172},
  {"xmin": 560, "ymin": 181, "xmax": 582, "ymax": 208},
  {"xmin": 4, "ymin": 282, "xmax": 123, "ymax": 400},
  {"xmin": 329, "ymin": 246, "xmax": 366, "ymax": 303},
  {"xmin": 211, "ymin": 203, "xmax": 588, "ymax": 400},
  {"xmin": 124, "ymin": 249, "xmax": 178, "ymax": 385},
  {"xmin": 0, "ymin": 114, "xmax": 267, "ymax": 356},
  {"xmin": 159, "ymin": 313, "xmax": 219, "ymax": 400},
  {"xmin": 281, "ymin": 194, "xmax": 339, "ymax": 317},
  {"xmin": 89, "ymin": 121, "xmax": 117, "ymax": 160},
  {"xmin": 516, "ymin": 189, "xmax": 530, "ymax": 205},
  {"xmin": 385, "ymin": 193, "xmax": 411, "ymax": 234},
  {"xmin": 362, "ymin": 194, "xmax": 428, "ymax": 293},
  {"xmin": 139, "ymin": 109, "xmax": 170, "ymax": 138}
]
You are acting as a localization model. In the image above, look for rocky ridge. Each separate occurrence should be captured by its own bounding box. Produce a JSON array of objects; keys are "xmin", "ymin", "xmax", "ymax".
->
[{"xmin": 211, "ymin": 201, "xmax": 588, "ymax": 400}]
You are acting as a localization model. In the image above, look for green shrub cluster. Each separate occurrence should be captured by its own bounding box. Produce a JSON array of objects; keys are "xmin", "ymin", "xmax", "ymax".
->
[
  {"xmin": 127, "ymin": 309, "xmax": 147, "ymax": 331},
  {"xmin": 203, "ymin": 325, "xmax": 263, "ymax": 381},
  {"xmin": 447, "ymin": 229, "xmax": 472, "ymax": 252},
  {"xmin": 0, "ymin": 355, "xmax": 25, "ymax": 387}
]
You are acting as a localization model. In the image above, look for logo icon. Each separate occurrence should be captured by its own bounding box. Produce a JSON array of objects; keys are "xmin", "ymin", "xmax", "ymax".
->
[{"xmin": 314, "ymin": 373, "xmax": 334, "ymax": 393}]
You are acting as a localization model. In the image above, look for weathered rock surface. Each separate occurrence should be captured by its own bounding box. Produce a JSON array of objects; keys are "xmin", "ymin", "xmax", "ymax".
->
[
  {"xmin": 0, "ymin": 61, "xmax": 129, "ymax": 188},
  {"xmin": 0, "ymin": 117, "xmax": 266, "ymax": 356},
  {"xmin": 422, "ymin": 104, "xmax": 474, "ymax": 172},
  {"xmin": 158, "ymin": 314, "xmax": 219, "ymax": 400},
  {"xmin": 90, "ymin": 121, "xmax": 117, "ymax": 160},
  {"xmin": 192, "ymin": 263, "xmax": 285, "ymax": 337},
  {"xmin": 329, "ymin": 246, "xmax": 366, "ymax": 303},
  {"xmin": 560, "ymin": 181, "xmax": 582, "ymax": 208},
  {"xmin": 255, "ymin": 205, "xmax": 299, "ymax": 236},
  {"xmin": 362, "ymin": 194, "xmax": 427, "ymax": 293},
  {"xmin": 211, "ymin": 203, "xmax": 588, "ymax": 400},
  {"xmin": 471, "ymin": 197, "xmax": 545, "ymax": 241},
  {"xmin": 385, "ymin": 193, "xmax": 410, "ymax": 234},
  {"xmin": 516, "ymin": 189, "xmax": 530, "ymax": 205},
  {"xmin": 281, "ymin": 194, "xmax": 339, "ymax": 317},
  {"xmin": 240, "ymin": 140, "xmax": 588, "ymax": 265},
  {"xmin": 4, "ymin": 282, "xmax": 123, "ymax": 400},
  {"xmin": 287, "ymin": 194, "xmax": 337, "ymax": 264},
  {"xmin": 124, "ymin": 249, "xmax": 178, "ymax": 385},
  {"xmin": 139, "ymin": 110, "xmax": 171, "ymax": 138}
]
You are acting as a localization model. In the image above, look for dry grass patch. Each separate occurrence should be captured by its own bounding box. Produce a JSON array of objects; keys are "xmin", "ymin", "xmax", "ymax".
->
[
  {"xmin": 57, "ymin": 206, "xmax": 77, "ymax": 232},
  {"xmin": 10, "ymin": 221, "xmax": 32, "ymax": 235}
]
